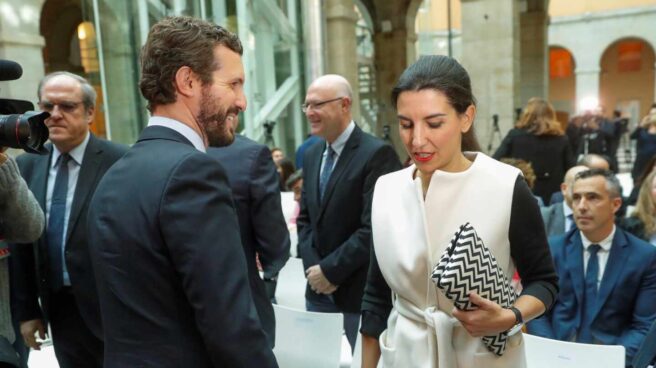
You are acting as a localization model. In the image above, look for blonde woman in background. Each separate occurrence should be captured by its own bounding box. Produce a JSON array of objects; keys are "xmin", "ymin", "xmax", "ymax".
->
[
  {"xmin": 622, "ymin": 170, "xmax": 656, "ymax": 245},
  {"xmin": 493, "ymin": 98, "xmax": 575, "ymax": 204}
]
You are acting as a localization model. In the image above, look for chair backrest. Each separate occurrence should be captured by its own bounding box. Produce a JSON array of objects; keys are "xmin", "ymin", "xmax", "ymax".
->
[
  {"xmin": 524, "ymin": 333, "xmax": 625, "ymax": 368},
  {"xmin": 275, "ymin": 257, "xmax": 307, "ymax": 310},
  {"xmin": 273, "ymin": 304, "xmax": 344, "ymax": 368}
]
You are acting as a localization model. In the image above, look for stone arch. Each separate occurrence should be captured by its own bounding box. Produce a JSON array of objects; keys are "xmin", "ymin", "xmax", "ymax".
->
[
  {"xmin": 599, "ymin": 37, "xmax": 655, "ymax": 123},
  {"xmin": 548, "ymin": 45, "xmax": 577, "ymax": 120},
  {"xmin": 40, "ymin": 0, "xmax": 84, "ymax": 73}
]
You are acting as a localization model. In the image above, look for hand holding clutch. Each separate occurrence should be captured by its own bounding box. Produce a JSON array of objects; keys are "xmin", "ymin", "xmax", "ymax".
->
[{"xmin": 431, "ymin": 222, "xmax": 518, "ymax": 356}]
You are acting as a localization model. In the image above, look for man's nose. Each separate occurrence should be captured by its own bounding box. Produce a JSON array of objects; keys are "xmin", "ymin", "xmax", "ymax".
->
[{"xmin": 235, "ymin": 90, "xmax": 247, "ymax": 112}]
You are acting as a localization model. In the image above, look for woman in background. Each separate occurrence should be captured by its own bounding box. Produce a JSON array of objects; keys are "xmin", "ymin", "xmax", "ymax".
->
[
  {"xmin": 631, "ymin": 113, "xmax": 656, "ymax": 185},
  {"xmin": 493, "ymin": 97, "xmax": 574, "ymax": 204},
  {"xmin": 622, "ymin": 170, "xmax": 656, "ymax": 245}
]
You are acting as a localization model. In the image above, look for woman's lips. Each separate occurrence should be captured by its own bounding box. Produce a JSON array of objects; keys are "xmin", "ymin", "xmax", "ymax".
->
[{"xmin": 414, "ymin": 152, "xmax": 434, "ymax": 162}]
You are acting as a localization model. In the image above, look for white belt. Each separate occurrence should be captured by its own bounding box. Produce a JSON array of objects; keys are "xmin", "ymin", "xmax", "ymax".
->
[{"xmin": 393, "ymin": 296, "xmax": 458, "ymax": 368}]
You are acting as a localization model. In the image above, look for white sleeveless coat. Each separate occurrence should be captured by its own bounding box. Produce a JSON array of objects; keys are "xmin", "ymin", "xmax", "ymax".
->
[{"xmin": 371, "ymin": 153, "xmax": 527, "ymax": 368}]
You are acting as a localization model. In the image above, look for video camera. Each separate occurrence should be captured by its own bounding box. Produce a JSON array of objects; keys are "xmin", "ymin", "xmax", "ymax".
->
[{"xmin": 0, "ymin": 59, "xmax": 49, "ymax": 154}]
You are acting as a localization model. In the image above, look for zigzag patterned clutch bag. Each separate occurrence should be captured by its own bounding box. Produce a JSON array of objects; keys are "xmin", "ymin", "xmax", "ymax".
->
[{"xmin": 430, "ymin": 222, "xmax": 518, "ymax": 356}]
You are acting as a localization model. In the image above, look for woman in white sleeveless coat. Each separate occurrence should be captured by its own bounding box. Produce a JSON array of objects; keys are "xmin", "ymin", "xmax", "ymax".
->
[{"xmin": 360, "ymin": 56, "xmax": 559, "ymax": 368}]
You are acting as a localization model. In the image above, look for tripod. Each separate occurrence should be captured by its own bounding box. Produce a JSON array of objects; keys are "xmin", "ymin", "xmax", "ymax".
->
[
  {"xmin": 486, "ymin": 114, "xmax": 502, "ymax": 153},
  {"xmin": 263, "ymin": 120, "xmax": 276, "ymax": 147}
]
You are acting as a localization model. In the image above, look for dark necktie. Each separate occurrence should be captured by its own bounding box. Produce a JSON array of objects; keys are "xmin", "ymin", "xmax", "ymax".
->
[
  {"xmin": 319, "ymin": 145, "xmax": 335, "ymax": 201},
  {"xmin": 578, "ymin": 243, "xmax": 601, "ymax": 343},
  {"xmin": 47, "ymin": 153, "xmax": 70, "ymax": 292}
]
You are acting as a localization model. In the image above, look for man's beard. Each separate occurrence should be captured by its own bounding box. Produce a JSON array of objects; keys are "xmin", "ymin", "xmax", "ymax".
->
[{"xmin": 197, "ymin": 90, "xmax": 238, "ymax": 147}]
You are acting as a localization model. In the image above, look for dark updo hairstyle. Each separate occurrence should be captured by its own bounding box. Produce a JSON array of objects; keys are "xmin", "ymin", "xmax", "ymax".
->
[{"xmin": 391, "ymin": 55, "xmax": 481, "ymax": 152}]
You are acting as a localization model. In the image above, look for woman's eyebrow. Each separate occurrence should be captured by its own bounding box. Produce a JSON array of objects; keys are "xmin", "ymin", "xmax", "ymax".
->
[{"xmin": 397, "ymin": 113, "xmax": 447, "ymax": 121}]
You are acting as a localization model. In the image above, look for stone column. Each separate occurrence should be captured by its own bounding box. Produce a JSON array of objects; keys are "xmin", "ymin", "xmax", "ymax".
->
[
  {"xmin": 461, "ymin": 0, "xmax": 520, "ymax": 153},
  {"xmin": 324, "ymin": 0, "xmax": 360, "ymax": 121},
  {"xmin": 373, "ymin": 29, "xmax": 412, "ymax": 157},
  {"xmin": 0, "ymin": 0, "xmax": 46, "ymax": 101},
  {"xmin": 519, "ymin": 3, "xmax": 549, "ymax": 107},
  {"xmin": 575, "ymin": 68, "xmax": 601, "ymax": 114}
]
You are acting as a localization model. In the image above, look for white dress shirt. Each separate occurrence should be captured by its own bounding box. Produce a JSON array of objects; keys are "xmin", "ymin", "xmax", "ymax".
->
[
  {"xmin": 563, "ymin": 201, "xmax": 574, "ymax": 232},
  {"xmin": 148, "ymin": 116, "xmax": 206, "ymax": 153},
  {"xmin": 581, "ymin": 226, "xmax": 616, "ymax": 288},
  {"xmin": 320, "ymin": 121, "xmax": 355, "ymax": 176}
]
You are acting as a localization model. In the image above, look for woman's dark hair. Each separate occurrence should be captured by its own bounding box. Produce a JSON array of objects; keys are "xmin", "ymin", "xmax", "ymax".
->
[
  {"xmin": 391, "ymin": 55, "xmax": 481, "ymax": 151},
  {"xmin": 278, "ymin": 158, "xmax": 296, "ymax": 191}
]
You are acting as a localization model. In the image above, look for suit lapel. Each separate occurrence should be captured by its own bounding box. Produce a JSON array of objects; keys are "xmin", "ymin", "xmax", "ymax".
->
[
  {"xmin": 33, "ymin": 150, "xmax": 52, "ymax": 213},
  {"xmin": 565, "ymin": 231, "xmax": 585, "ymax": 309},
  {"xmin": 308, "ymin": 141, "xmax": 325, "ymax": 212},
  {"xmin": 66, "ymin": 135, "xmax": 102, "ymax": 243},
  {"xmin": 33, "ymin": 150, "xmax": 51, "ymax": 255},
  {"xmin": 318, "ymin": 127, "xmax": 361, "ymax": 221},
  {"xmin": 591, "ymin": 230, "xmax": 629, "ymax": 320}
]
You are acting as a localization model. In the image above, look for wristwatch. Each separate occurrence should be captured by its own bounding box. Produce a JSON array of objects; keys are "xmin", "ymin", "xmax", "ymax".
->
[{"xmin": 506, "ymin": 306, "xmax": 524, "ymax": 336}]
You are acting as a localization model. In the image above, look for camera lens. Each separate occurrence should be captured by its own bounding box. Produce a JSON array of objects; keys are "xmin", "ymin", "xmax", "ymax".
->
[{"xmin": 0, "ymin": 111, "xmax": 50, "ymax": 154}]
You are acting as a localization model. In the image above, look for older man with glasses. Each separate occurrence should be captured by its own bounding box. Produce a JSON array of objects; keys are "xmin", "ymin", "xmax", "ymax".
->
[
  {"xmin": 296, "ymin": 74, "xmax": 401, "ymax": 351},
  {"xmin": 10, "ymin": 71, "xmax": 127, "ymax": 368}
]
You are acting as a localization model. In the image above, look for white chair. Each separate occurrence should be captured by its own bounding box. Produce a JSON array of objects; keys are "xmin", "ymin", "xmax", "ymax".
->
[
  {"xmin": 275, "ymin": 257, "xmax": 306, "ymax": 310},
  {"xmin": 524, "ymin": 333, "xmax": 625, "ymax": 368},
  {"xmin": 280, "ymin": 191, "xmax": 297, "ymax": 224},
  {"xmin": 273, "ymin": 304, "xmax": 344, "ymax": 368}
]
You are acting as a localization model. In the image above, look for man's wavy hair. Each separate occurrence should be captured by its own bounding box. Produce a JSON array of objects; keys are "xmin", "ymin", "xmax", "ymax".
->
[{"xmin": 139, "ymin": 16, "xmax": 242, "ymax": 112}]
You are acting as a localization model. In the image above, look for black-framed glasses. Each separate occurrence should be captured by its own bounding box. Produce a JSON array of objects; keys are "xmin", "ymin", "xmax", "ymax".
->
[
  {"xmin": 38, "ymin": 101, "xmax": 83, "ymax": 114},
  {"xmin": 301, "ymin": 97, "xmax": 344, "ymax": 113}
]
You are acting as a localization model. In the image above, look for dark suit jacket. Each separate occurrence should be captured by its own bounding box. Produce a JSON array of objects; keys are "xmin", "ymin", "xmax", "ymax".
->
[
  {"xmin": 10, "ymin": 134, "xmax": 127, "ymax": 338},
  {"xmin": 633, "ymin": 320, "xmax": 656, "ymax": 368},
  {"xmin": 87, "ymin": 126, "xmax": 277, "ymax": 368},
  {"xmin": 493, "ymin": 128, "xmax": 575, "ymax": 204},
  {"xmin": 297, "ymin": 125, "xmax": 401, "ymax": 313},
  {"xmin": 207, "ymin": 134, "xmax": 290, "ymax": 347},
  {"xmin": 528, "ymin": 229, "xmax": 656, "ymax": 364},
  {"xmin": 540, "ymin": 201, "xmax": 567, "ymax": 237}
]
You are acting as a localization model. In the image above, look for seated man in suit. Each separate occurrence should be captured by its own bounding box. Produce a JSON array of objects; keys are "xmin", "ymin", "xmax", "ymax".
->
[
  {"xmin": 549, "ymin": 154, "xmax": 611, "ymax": 205},
  {"xmin": 541, "ymin": 165, "xmax": 588, "ymax": 237},
  {"xmin": 529, "ymin": 168, "xmax": 656, "ymax": 365}
]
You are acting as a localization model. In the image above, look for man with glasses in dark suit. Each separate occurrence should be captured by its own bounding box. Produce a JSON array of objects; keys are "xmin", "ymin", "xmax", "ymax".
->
[
  {"xmin": 297, "ymin": 74, "xmax": 401, "ymax": 351},
  {"xmin": 10, "ymin": 72, "xmax": 127, "ymax": 368}
]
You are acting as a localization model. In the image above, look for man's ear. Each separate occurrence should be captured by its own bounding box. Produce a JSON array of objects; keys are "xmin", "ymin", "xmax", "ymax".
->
[
  {"xmin": 174, "ymin": 66, "xmax": 198, "ymax": 98},
  {"xmin": 85, "ymin": 105, "xmax": 96, "ymax": 125},
  {"xmin": 611, "ymin": 196, "xmax": 622, "ymax": 215}
]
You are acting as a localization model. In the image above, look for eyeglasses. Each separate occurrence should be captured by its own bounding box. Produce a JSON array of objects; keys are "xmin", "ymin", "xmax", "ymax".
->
[
  {"xmin": 38, "ymin": 101, "xmax": 83, "ymax": 114},
  {"xmin": 301, "ymin": 97, "xmax": 344, "ymax": 113}
]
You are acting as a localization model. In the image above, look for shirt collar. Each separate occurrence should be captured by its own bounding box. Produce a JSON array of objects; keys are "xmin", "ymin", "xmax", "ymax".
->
[
  {"xmin": 581, "ymin": 225, "xmax": 615, "ymax": 253},
  {"xmin": 563, "ymin": 202, "xmax": 573, "ymax": 217},
  {"xmin": 51, "ymin": 132, "xmax": 90, "ymax": 168},
  {"xmin": 326, "ymin": 121, "xmax": 355, "ymax": 157},
  {"xmin": 148, "ymin": 116, "xmax": 206, "ymax": 153}
]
